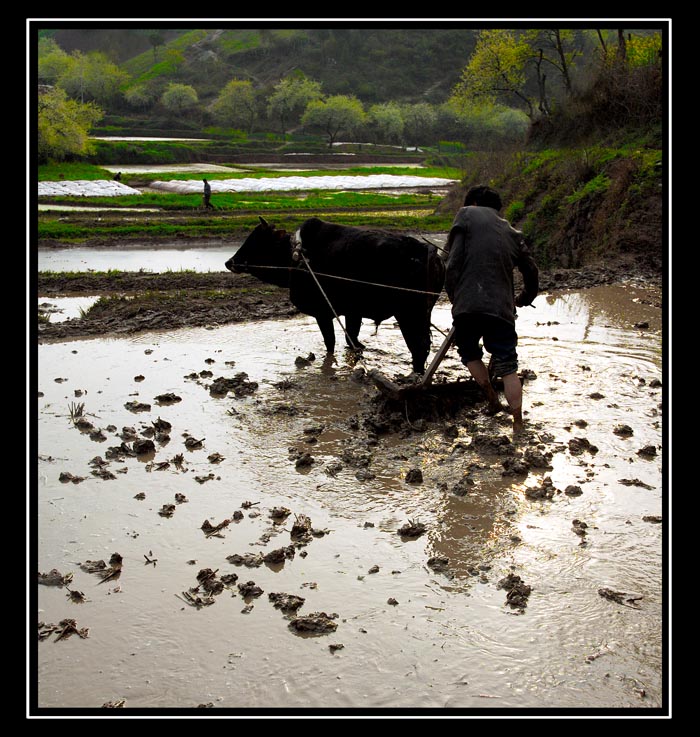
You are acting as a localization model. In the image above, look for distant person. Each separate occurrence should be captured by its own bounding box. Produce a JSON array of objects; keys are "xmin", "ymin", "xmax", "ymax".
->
[
  {"xmin": 203, "ymin": 178, "xmax": 214, "ymax": 209},
  {"xmin": 113, "ymin": 172, "xmax": 122, "ymax": 181},
  {"xmin": 442, "ymin": 184, "xmax": 539, "ymax": 435}
]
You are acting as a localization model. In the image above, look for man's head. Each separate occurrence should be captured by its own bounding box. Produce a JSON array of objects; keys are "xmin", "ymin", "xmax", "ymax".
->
[{"xmin": 464, "ymin": 185, "xmax": 502, "ymax": 211}]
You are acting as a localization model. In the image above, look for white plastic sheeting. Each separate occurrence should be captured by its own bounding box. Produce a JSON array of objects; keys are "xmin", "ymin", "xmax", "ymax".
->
[
  {"xmin": 150, "ymin": 174, "xmax": 456, "ymax": 195},
  {"xmin": 38, "ymin": 180, "xmax": 142, "ymax": 197}
]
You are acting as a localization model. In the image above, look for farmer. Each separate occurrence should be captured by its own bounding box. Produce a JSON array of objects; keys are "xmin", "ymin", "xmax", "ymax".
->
[
  {"xmin": 203, "ymin": 178, "xmax": 214, "ymax": 209},
  {"xmin": 442, "ymin": 185, "xmax": 539, "ymax": 434}
]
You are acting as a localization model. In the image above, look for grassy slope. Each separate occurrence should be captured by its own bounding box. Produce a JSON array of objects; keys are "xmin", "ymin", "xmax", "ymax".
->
[{"xmin": 438, "ymin": 136, "xmax": 663, "ymax": 270}]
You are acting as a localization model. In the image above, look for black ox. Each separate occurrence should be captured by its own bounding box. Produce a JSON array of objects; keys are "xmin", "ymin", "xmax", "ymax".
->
[{"xmin": 225, "ymin": 217, "xmax": 445, "ymax": 373}]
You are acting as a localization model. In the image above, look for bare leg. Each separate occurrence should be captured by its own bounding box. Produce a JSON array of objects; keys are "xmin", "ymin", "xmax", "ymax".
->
[
  {"xmin": 466, "ymin": 359, "xmax": 502, "ymax": 412},
  {"xmin": 502, "ymin": 371, "xmax": 524, "ymax": 434}
]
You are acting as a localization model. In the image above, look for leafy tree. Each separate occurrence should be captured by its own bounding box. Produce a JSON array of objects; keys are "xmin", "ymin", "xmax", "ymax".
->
[
  {"xmin": 211, "ymin": 79, "xmax": 258, "ymax": 133},
  {"xmin": 123, "ymin": 84, "xmax": 157, "ymax": 110},
  {"xmin": 38, "ymin": 86, "xmax": 103, "ymax": 163},
  {"xmin": 451, "ymin": 29, "xmax": 535, "ymax": 120},
  {"xmin": 401, "ymin": 103, "xmax": 437, "ymax": 148},
  {"xmin": 38, "ymin": 38, "xmax": 72, "ymax": 84},
  {"xmin": 160, "ymin": 83, "xmax": 199, "ymax": 114},
  {"xmin": 301, "ymin": 95, "xmax": 365, "ymax": 147},
  {"xmin": 148, "ymin": 31, "xmax": 166, "ymax": 62},
  {"xmin": 57, "ymin": 51, "xmax": 129, "ymax": 105},
  {"xmin": 367, "ymin": 103, "xmax": 404, "ymax": 144},
  {"xmin": 267, "ymin": 74, "xmax": 323, "ymax": 136}
]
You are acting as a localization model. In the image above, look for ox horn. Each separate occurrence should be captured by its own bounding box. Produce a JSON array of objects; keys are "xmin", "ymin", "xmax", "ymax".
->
[{"xmin": 259, "ymin": 216, "xmax": 270, "ymax": 227}]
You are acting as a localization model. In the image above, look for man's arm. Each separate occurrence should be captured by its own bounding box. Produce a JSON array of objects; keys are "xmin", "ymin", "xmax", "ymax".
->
[{"xmin": 515, "ymin": 238, "xmax": 539, "ymax": 307}]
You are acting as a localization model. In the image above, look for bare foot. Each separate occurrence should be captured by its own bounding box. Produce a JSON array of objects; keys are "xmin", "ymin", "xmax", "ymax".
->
[{"xmin": 512, "ymin": 407, "xmax": 524, "ymax": 436}]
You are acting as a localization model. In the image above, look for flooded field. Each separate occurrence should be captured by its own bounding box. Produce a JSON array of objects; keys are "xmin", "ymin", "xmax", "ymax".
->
[
  {"xmin": 38, "ymin": 245, "xmax": 237, "ymax": 274},
  {"xmin": 34, "ymin": 285, "xmax": 665, "ymax": 713}
]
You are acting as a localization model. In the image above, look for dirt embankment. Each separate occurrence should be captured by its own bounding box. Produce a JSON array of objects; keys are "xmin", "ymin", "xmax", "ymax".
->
[{"xmin": 37, "ymin": 271, "xmax": 297, "ymax": 342}]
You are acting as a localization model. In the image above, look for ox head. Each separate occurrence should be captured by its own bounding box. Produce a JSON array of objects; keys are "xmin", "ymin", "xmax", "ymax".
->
[{"xmin": 225, "ymin": 217, "xmax": 293, "ymax": 287}]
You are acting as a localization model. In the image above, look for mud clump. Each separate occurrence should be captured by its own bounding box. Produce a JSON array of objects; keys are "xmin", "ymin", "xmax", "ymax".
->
[
  {"xmin": 209, "ymin": 373, "xmax": 258, "ymax": 398},
  {"xmin": 572, "ymin": 519, "xmax": 589, "ymax": 541},
  {"xmin": 497, "ymin": 573, "xmax": 532, "ymax": 610},
  {"xmin": 619, "ymin": 478, "xmax": 654, "ymax": 489},
  {"xmin": 452, "ymin": 475, "xmax": 475, "ymax": 496},
  {"xmin": 227, "ymin": 552, "xmax": 264, "ymax": 568},
  {"xmin": 525, "ymin": 476, "xmax": 558, "ymax": 500},
  {"xmin": 124, "ymin": 401, "xmax": 151, "ymax": 412},
  {"xmin": 501, "ymin": 457, "xmax": 530, "ymax": 476},
  {"xmin": 295, "ymin": 353, "xmax": 316, "ymax": 367},
  {"xmin": 159, "ymin": 504, "xmax": 176, "ymax": 518},
  {"xmin": 398, "ymin": 519, "xmax": 427, "ymax": 538},
  {"xmin": 196, "ymin": 568, "xmax": 225, "ymax": 595},
  {"xmin": 269, "ymin": 507, "xmax": 291, "ymax": 521},
  {"xmin": 238, "ymin": 581, "xmax": 264, "ymax": 599},
  {"xmin": 202, "ymin": 518, "xmax": 231, "ymax": 537},
  {"xmin": 294, "ymin": 453, "xmax": 315, "ymax": 469},
  {"xmin": 59, "ymin": 472, "xmax": 85, "ymax": 484},
  {"xmin": 288, "ymin": 612, "xmax": 338, "ymax": 635},
  {"xmin": 268, "ymin": 592, "xmax": 305, "ymax": 614},
  {"xmin": 565, "ymin": 485, "xmax": 584, "ymax": 496},
  {"xmin": 471, "ymin": 434, "xmax": 513, "ymax": 455},
  {"xmin": 405, "ymin": 468, "xmax": 423, "ymax": 484},
  {"xmin": 637, "ymin": 445, "xmax": 658, "ymax": 458},
  {"xmin": 263, "ymin": 546, "xmax": 296, "ymax": 564},
  {"xmin": 38, "ymin": 618, "xmax": 90, "ymax": 642},
  {"xmin": 613, "ymin": 424, "xmax": 634, "ymax": 437},
  {"xmin": 38, "ymin": 569, "xmax": 73, "ymax": 587},
  {"xmin": 427, "ymin": 556, "xmax": 450, "ymax": 572},
  {"xmin": 132, "ymin": 438, "xmax": 156, "ymax": 455},
  {"xmin": 523, "ymin": 447, "xmax": 554, "ymax": 469},
  {"xmin": 598, "ymin": 587, "xmax": 643, "ymax": 608},
  {"xmin": 568, "ymin": 437, "xmax": 599, "ymax": 456},
  {"xmin": 154, "ymin": 393, "xmax": 182, "ymax": 404},
  {"xmin": 291, "ymin": 514, "xmax": 313, "ymax": 544}
]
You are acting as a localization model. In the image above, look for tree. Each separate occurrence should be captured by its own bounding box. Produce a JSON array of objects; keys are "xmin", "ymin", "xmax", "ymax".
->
[
  {"xmin": 57, "ymin": 51, "xmax": 129, "ymax": 105},
  {"xmin": 38, "ymin": 38, "xmax": 72, "ymax": 84},
  {"xmin": 401, "ymin": 103, "xmax": 437, "ymax": 148},
  {"xmin": 160, "ymin": 83, "xmax": 199, "ymax": 114},
  {"xmin": 267, "ymin": 74, "xmax": 323, "ymax": 137},
  {"xmin": 451, "ymin": 29, "xmax": 535, "ymax": 120},
  {"xmin": 211, "ymin": 79, "xmax": 258, "ymax": 133},
  {"xmin": 124, "ymin": 84, "xmax": 157, "ymax": 110},
  {"xmin": 301, "ymin": 95, "xmax": 366, "ymax": 147},
  {"xmin": 523, "ymin": 29, "xmax": 582, "ymax": 109},
  {"xmin": 367, "ymin": 103, "xmax": 404, "ymax": 145},
  {"xmin": 38, "ymin": 86, "xmax": 103, "ymax": 163},
  {"xmin": 148, "ymin": 31, "xmax": 166, "ymax": 62}
]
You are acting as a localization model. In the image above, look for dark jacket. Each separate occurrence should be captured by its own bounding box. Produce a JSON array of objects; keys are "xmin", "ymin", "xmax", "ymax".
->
[{"xmin": 443, "ymin": 206, "xmax": 539, "ymax": 324}]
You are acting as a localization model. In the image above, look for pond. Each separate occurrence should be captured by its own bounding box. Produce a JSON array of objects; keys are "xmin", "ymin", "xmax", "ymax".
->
[{"xmin": 35, "ymin": 284, "xmax": 664, "ymax": 711}]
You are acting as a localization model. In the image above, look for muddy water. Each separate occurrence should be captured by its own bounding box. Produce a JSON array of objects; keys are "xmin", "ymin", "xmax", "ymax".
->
[
  {"xmin": 38, "ymin": 245, "xmax": 236, "ymax": 273},
  {"xmin": 35, "ymin": 284, "xmax": 664, "ymax": 711}
]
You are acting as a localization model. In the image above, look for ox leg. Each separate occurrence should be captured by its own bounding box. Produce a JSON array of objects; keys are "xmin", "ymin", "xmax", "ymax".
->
[
  {"xmin": 396, "ymin": 313, "xmax": 431, "ymax": 374},
  {"xmin": 316, "ymin": 315, "xmax": 336, "ymax": 354},
  {"xmin": 344, "ymin": 314, "xmax": 365, "ymax": 350}
]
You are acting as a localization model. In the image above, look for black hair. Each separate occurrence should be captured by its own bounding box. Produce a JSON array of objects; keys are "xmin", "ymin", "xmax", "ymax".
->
[{"xmin": 463, "ymin": 185, "xmax": 502, "ymax": 211}]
